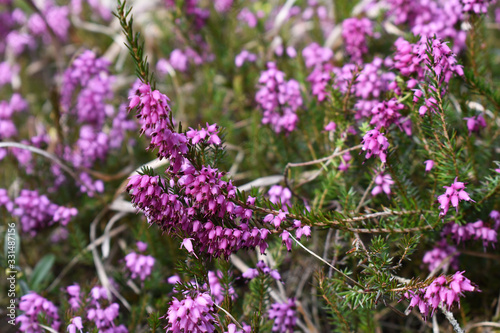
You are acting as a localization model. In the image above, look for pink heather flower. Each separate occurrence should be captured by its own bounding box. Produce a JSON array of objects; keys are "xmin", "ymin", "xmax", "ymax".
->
[
  {"xmin": 268, "ymin": 185, "xmax": 292, "ymax": 209},
  {"xmin": 136, "ymin": 241, "xmax": 148, "ymax": 252},
  {"xmin": 235, "ymin": 50, "xmax": 257, "ymax": 67},
  {"xmin": 437, "ymin": 178, "xmax": 475, "ymax": 217},
  {"xmin": 302, "ymin": 43, "xmax": 333, "ymax": 68},
  {"xmin": 17, "ymin": 292, "xmax": 61, "ymax": 332},
  {"xmin": 324, "ymin": 121, "xmax": 336, "ymax": 132},
  {"xmin": 238, "ymin": 8, "xmax": 258, "ymax": 28},
  {"xmin": 256, "ymin": 62, "xmax": 303, "ymax": 134},
  {"xmin": 214, "ymin": 0, "xmax": 233, "ymax": 13},
  {"xmin": 370, "ymin": 98, "xmax": 406, "ymax": 131},
  {"xmin": 208, "ymin": 270, "xmax": 237, "ymax": 304},
  {"xmin": 0, "ymin": 188, "xmax": 13, "ymax": 212},
  {"xmin": 187, "ymin": 123, "xmax": 222, "ymax": 145},
  {"xmin": 169, "ymin": 49, "xmax": 189, "ymax": 72},
  {"xmin": 442, "ymin": 220, "xmax": 497, "ymax": 249},
  {"xmin": 243, "ymin": 260, "xmax": 282, "ymax": 281},
  {"xmin": 361, "ymin": 129, "xmax": 390, "ymax": 163},
  {"xmin": 129, "ymin": 83, "xmax": 188, "ymax": 170},
  {"xmin": 342, "ymin": 18, "xmax": 373, "ymax": 63},
  {"xmin": 491, "ymin": 210, "xmax": 500, "ymax": 230},
  {"xmin": 403, "ymin": 272, "xmax": 477, "ymax": 317},
  {"xmin": 66, "ymin": 284, "xmax": 82, "ymax": 310},
  {"xmin": 268, "ymin": 298, "xmax": 297, "ymax": 332},
  {"xmin": 86, "ymin": 285, "xmax": 128, "ymax": 332},
  {"xmin": 67, "ymin": 316, "xmax": 83, "ymax": 333},
  {"xmin": 264, "ymin": 210, "xmax": 288, "ymax": 229},
  {"xmin": 61, "ymin": 50, "xmax": 113, "ymax": 127},
  {"xmin": 180, "ymin": 238, "xmax": 197, "ymax": 257},
  {"xmin": 339, "ymin": 151, "xmax": 352, "ymax": 172},
  {"xmin": 12, "ymin": 190, "xmax": 77, "ymax": 236},
  {"xmin": 464, "ymin": 115, "xmax": 487, "ymax": 134},
  {"xmin": 280, "ymin": 230, "xmax": 292, "ymax": 251},
  {"xmin": 371, "ymin": 173, "xmax": 394, "ymax": 197},
  {"xmin": 424, "ymin": 160, "xmax": 434, "ymax": 172},
  {"xmin": 164, "ymin": 293, "xmax": 216, "ymax": 333},
  {"xmin": 225, "ymin": 323, "xmax": 252, "ymax": 333},
  {"xmin": 124, "ymin": 251, "xmax": 155, "ymax": 281},
  {"xmin": 422, "ymin": 239, "xmax": 459, "ymax": 272},
  {"xmin": 462, "ymin": 0, "xmax": 495, "ymax": 14}
]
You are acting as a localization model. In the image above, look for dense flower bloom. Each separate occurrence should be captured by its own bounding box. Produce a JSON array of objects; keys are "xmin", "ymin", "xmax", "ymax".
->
[
  {"xmin": 255, "ymin": 62, "xmax": 303, "ymax": 133},
  {"xmin": 268, "ymin": 298, "xmax": 297, "ymax": 332},
  {"xmin": 127, "ymin": 168, "xmax": 269, "ymax": 258},
  {"xmin": 124, "ymin": 251, "xmax": 155, "ymax": 281},
  {"xmin": 11, "ymin": 189, "xmax": 77, "ymax": 235},
  {"xmin": 462, "ymin": 0, "xmax": 496, "ymax": 14},
  {"xmin": 17, "ymin": 292, "xmax": 61, "ymax": 332},
  {"xmin": 370, "ymin": 98, "xmax": 406, "ymax": 132},
  {"xmin": 361, "ymin": 129, "xmax": 390, "ymax": 163},
  {"xmin": 302, "ymin": 43, "xmax": 333, "ymax": 68},
  {"xmin": 342, "ymin": 18, "xmax": 373, "ymax": 63},
  {"xmin": 437, "ymin": 178, "xmax": 474, "ymax": 217},
  {"xmin": 442, "ymin": 220, "xmax": 497, "ymax": 248},
  {"xmin": 371, "ymin": 173, "xmax": 394, "ymax": 196},
  {"xmin": 61, "ymin": 50, "xmax": 114, "ymax": 128},
  {"xmin": 422, "ymin": 239, "xmax": 459, "ymax": 272},
  {"xmin": 267, "ymin": 185, "xmax": 292, "ymax": 209},
  {"xmin": 235, "ymin": 50, "xmax": 257, "ymax": 67},
  {"xmin": 67, "ymin": 284, "xmax": 82, "ymax": 310},
  {"xmin": 128, "ymin": 83, "xmax": 188, "ymax": 171},
  {"xmin": 242, "ymin": 260, "xmax": 282, "ymax": 281},
  {"xmin": 86, "ymin": 285, "xmax": 128, "ymax": 332},
  {"xmin": 164, "ymin": 293, "xmax": 216, "ymax": 333},
  {"xmin": 208, "ymin": 270, "xmax": 237, "ymax": 304},
  {"xmin": 403, "ymin": 271, "xmax": 477, "ymax": 317},
  {"xmin": 385, "ymin": 0, "xmax": 466, "ymax": 52}
]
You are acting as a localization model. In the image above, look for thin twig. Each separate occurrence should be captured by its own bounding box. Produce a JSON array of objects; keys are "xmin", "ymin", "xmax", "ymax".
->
[{"xmin": 0, "ymin": 142, "xmax": 79, "ymax": 182}]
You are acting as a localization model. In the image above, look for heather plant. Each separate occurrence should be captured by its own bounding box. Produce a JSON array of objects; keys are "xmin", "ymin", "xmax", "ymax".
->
[{"xmin": 0, "ymin": 0, "xmax": 500, "ymax": 332}]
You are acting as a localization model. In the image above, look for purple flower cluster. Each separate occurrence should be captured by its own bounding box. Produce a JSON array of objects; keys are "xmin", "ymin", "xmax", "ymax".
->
[
  {"xmin": 302, "ymin": 43, "xmax": 333, "ymax": 69},
  {"xmin": 124, "ymin": 242, "xmax": 156, "ymax": 281},
  {"xmin": 268, "ymin": 298, "xmax": 297, "ymax": 332},
  {"xmin": 442, "ymin": 220, "xmax": 498, "ymax": 248},
  {"xmin": 129, "ymin": 83, "xmax": 189, "ymax": 172},
  {"xmin": 385, "ymin": 0, "xmax": 467, "ymax": 52},
  {"xmin": 403, "ymin": 271, "xmax": 477, "ymax": 318},
  {"xmin": 422, "ymin": 239, "xmax": 459, "ymax": 272},
  {"xmin": 62, "ymin": 50, "xmax": 114, "ymax": 127},
  {"xmin": 17, "ymin": 292, "xmax": 61, "ymax": 332},
  {"xmin": 0, "ymin": 93, "xmax": 27, "ymax": 141},
  {"xmin": 164, "ymin": 292, "xmax": 216, "ymax": 333},
  {"xmin": 255, "ymin": 62, "xmax": 303, "ymax": 134},
  {"xmin": 242, "ymin": 260, "xmax": 282, "ymax": 281},
  {"xmin": 235, "ymin": 50, "xmax": 257, "ymax": 67},
  {"xmin": 462, "ymin": 0, "xmax": 496, "ymax": 14},
  {"xmin": 341, "ymin": 18, "xmax": 373, "ymax": 63},
  {"xmin": 371, "ymin": 173, "xmax": 394, "ymax": 197},
  {"xmin": 369, "ymin": 98, "xmax": 409, "ymax": 134},
  {"xmin": 437, "ymin": 178, "xmax": 474, "ymax": 217},
  {"xmin": 361, "ymin": 129, "xmax": 390, "ymax": 163},
  {"xmin": 464, "ymin": 115, "xmax": 487, "ymax": 135},
  {"xmin": 127, "ymin": 168, "xmax": 269, "ymax": 258},
  {"xmin": 267, "ymin": 185, "xmax": 292, "ymax": 210},
  {"xmin": 28, "ymin": 2, "xmax": 70, "ymax": 42},
  {"xmin": 208, "ymin": 270, "xmax": 237, "ymax": 304},
  {"xmin": 3, "ymin": 189, "xmax": 77, "ymax": 236},
  {"xmin": 86, "ymin": 285, "xmax": 128, "ymax": 332}
]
